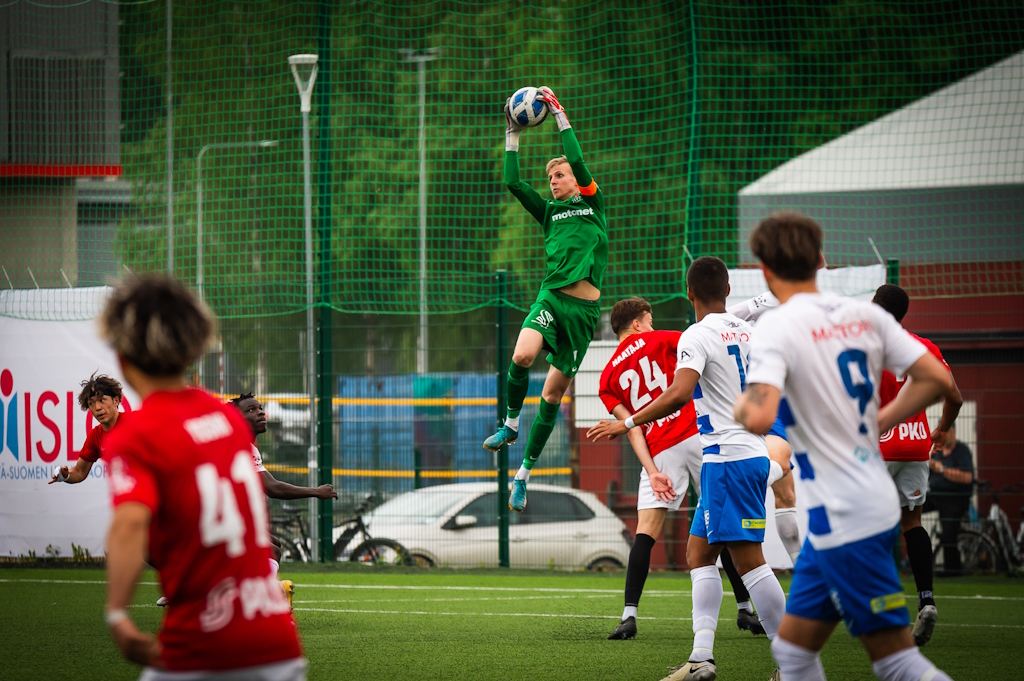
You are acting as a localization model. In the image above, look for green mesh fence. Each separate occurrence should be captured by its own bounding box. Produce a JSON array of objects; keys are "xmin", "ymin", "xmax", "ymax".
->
[{"xmin": 2, "ymin": 0, "xmax": 1021, "ymax": 322}]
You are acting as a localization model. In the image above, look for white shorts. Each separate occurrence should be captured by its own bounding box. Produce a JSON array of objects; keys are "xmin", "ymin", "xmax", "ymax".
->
[
  {"xmin": 140, "ymin": 658, "xmax": 307, "ymax": 681},
  {"xmin": 886, "ymin": 461, "xmax": 929, "ymax": 510},
  {"xmin": 637, "ymin": 434, "xmax": 702, "ymax": 511}
]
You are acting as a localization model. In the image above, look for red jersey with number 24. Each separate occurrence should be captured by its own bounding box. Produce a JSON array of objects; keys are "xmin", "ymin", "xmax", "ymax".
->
[
  {"xmin": 599, "ymin": 330, "xmax": 699, "ymax": 457},
  {"xmin": 105, "ymin": 388, "xmax": 301, "ymax": 672},
  {"xmin": 879, "ymin": 333, "xmax": 950, "ymax": 462}
]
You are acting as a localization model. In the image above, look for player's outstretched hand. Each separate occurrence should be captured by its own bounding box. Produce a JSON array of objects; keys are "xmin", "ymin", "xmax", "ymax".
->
[
  {"xmin": 538, "ymin": 86, "xmax": 570, "ymax": 131},
  {"xmin": 929, "ymin": 426, "xmax": 948, "ymax": 455},
  {"xmin": 317, "ymin": 484, "xmax": 339, "ymax": 500},
  {"xmin": 110, "ymin": 618, "xmax": 163, "ymax": 668},
  {"xmin": 649, "ymin": 471, "xmax": 677, "ymax": 504},
  {"xmin": 587, "ymin": 419, "xmax": 628, "ymax": 441},
  {"xmin": 49, "ymin": 466, "xmax": 70, "ymax": 484},
  {"xmin": 503, "ymin": 98, "xmax": 523, "ymax": 151}
]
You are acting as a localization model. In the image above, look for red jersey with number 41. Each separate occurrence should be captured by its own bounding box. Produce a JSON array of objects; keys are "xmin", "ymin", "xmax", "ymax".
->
[
  {"xmin": 599, "ymin": 330, "xmax": 699, "ymax": 457},
  {"xmin": 879, "ymin": 333, "xmax": 950, "ymax": 462},
  {"xmin": 105, "ymin": 388, "xmax": 301, "ymax": 672}
]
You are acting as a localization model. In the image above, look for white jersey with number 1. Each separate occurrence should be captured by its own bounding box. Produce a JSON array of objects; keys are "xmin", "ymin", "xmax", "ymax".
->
[
  {"xmin": 675, "ymin": 312, "xmax": 768, "ymax": 462},
  {"xmin": 746, "ymin": 292, "xmax": 927, "ymax": 550}
]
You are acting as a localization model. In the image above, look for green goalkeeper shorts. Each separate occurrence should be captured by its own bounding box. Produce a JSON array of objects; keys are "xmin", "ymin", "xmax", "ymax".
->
[{"xmin": 521, "ymin": 288, "xmax": 600, "ymax": 378}]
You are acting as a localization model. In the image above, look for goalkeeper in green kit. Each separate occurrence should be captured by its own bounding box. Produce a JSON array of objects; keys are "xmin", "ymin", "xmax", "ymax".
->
[{"xmin": 485, "ymin": 87, "xmax": 608, "ymax": 513}]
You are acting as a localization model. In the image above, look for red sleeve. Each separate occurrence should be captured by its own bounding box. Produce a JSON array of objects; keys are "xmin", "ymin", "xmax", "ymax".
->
[
  {"xmin": 79, "ymin": 425, "xmax": 103, "ymax": 463},
  {"xmin": 106, "ymin": 431, "xmax": 159, "ymax": 513},
  {"xmin": 598, "ymin": 362, "xmax": 621, "ymax": 414},
  {"xmin": 915, "ymin": 334, "xmax": 950, "ymax": 371}
]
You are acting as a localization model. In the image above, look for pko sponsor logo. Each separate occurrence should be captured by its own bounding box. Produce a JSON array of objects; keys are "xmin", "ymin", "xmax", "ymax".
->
[
  {"xmin": 0, "ymin": 368, "xmax": 132, "ymax": 466},
  {"xmin": 551, "ymin": 207, "xmax": 594, "ymax": 221}
]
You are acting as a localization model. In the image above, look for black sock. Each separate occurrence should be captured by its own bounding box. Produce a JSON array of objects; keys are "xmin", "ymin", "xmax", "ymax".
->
[
  {"xmin": 720, "ymin": 547, "xmax": 751, "ymax": 607},
  {"xmin": 624, "ymin": 533, "xmax": 657, "ymax": 611},
  {"xmin": 904, "ymin": 526, "xmax": 935, "ymax": 608}
]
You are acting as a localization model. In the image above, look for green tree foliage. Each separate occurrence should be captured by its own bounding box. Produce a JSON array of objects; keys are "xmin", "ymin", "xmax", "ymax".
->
[{"xmin": 112, "ymin": 0, "xmax": 1024, "ymax": 374}]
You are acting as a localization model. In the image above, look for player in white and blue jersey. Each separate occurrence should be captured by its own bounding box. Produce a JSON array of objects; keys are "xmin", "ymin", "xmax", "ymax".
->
[
  {"xmin": 735, "ymin": 212, "xmax": 955, "ymax": 681},
  {"xmin": 589, "ymin": 256, "xmax": 787, "ymax": 681},
  {"xmin": 727, "ymin": 291, "xmax": 801, "ymax": 566}
]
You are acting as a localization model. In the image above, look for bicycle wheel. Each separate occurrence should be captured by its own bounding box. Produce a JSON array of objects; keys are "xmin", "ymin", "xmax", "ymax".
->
[
  {"xmin": 349, "ymin": 538, "xmax": 412, "ymax": 566},
  {"xmin": 947, "ymin": 529, "xmax": 1004, "ymax": 575},
  {"xmin": 274, "ymin": 534, "xmax": 308, "ymax": 563}
]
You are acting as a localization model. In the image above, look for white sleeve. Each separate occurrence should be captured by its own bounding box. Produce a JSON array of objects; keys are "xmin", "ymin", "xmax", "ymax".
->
[
  {"xmin": 726, "ymin": 291, "xmax": 779, "ymax": 323},
  {"xmin": 251, "ymin": 444, "xmax": 267, "ymax": 472},
  {"xmin": 746, "ymin": 316, "xmax": 789, "ymax": 391},
  {"xmin": 874, "ymin": 308, "xmax": 927, "ymax": 376},
  {"xmin": 676, "ymin": 327, "xmax": 708, "ymax": 377}
]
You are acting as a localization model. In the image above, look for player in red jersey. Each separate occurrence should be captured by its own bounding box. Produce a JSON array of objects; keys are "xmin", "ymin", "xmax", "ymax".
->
[
  {"xmin": 598, "ymin": 297, "xmax": 773, "ymax": 641},
  {"xmin": 872, "ymin": 284, "xmax": 961, "ymax": 647},
  {"xmin": 231, "ymin": 392, "xmax": 338, "ymax": 608},
  {"xmin": 49, "ymin": 372, "xmax": 131, "ymax": 484},
  {"xmin": 100, "ymin": 275, "xmax": 305, "ymax": 679}
]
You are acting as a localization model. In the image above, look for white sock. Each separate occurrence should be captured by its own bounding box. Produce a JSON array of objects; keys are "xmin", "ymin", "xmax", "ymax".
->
[
  {"xmin": 871, "ymin": 646, "xmax": 952, "ymax": 681},
  {"xmin": 504, "ymin": 415, "xmax": 521, "ymax": 431},
  {"xmin": 622, "ymin": 605, "xmax": 637, "ymax": 620},
  {"xmin": 741, "ymin": 563, "xmax": 786, "ymax": 641},
  {"xmin": 737, "ymin": 600, "xmax": 754, "ymax": 614},
  {"xmin": 515, "ymin": 466, "xmax": 531, "ymax": 482},
  {"xmin": 768, "ymin": 459, "xmax": 784, "ymax": 485},
  {"xmin": 269, "ymin": 558, "xmax": 280, "ymax": 578},
  {"xmin": 772, "ymin": 637, "xmax": 826, "ymax": 681},
  {"xmin": 775, "ymin": 507, "xmax": 802, "ymax": 564},
  {"xmin": 689, "ymin": 565, "xmax": 723, "ymax": 663}
]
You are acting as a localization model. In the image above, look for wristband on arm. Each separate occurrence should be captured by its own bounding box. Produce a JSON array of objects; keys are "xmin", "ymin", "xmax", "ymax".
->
[{"xmin": 624, "ymin": 416, "xmax": 636, "ymax": 430}]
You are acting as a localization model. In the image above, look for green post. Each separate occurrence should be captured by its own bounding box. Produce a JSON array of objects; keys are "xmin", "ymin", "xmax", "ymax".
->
[
  {"xmin": 315, "ymin": 0, "xmax": 334, "ymax": 562},
  {"xmin": 414, "ymin": 448, "xmax": 422, "ymax": 489},
  {"xmin": 684, "ymin": 0, "xmax": 702, "ymax": 262},
  {"xmin": 496, "ymin": 270, "xmax": 510, "ymax": 568},
  {"xmin": 887, "ymin": 258, "xmax": 900, "ymax": 285}
]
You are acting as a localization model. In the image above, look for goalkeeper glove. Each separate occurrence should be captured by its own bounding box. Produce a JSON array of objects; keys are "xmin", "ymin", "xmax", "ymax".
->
[
  {"xmin": 538, "ymin": 86, "xmax": 570, "ymax": 131},
  {"xmin": 503, "ymin": 99, "xmax": 523, "ymax": 152}
]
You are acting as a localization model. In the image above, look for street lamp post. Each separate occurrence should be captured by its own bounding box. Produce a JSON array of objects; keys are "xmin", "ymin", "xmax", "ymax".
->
[
  {"xmin": 289, "ymin": 53, "xmax": 320, "ymax": 561},
  {"xmin": 195, "ymin": 140, "xmax": 278, "ymax": 388},
  {"xmin": 400, "ymin": 48, "xmax": 438, "ymax": 374}
]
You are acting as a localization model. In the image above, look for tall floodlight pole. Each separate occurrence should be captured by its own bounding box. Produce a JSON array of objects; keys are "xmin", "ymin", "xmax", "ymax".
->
[
  {"xmin": 196, "ymin": 140, "xmax": 278, "ymax": 388},
  {"xmin": 401, "ymin": 49, "xmax": 437, "ymax": 374},
  {"xmin": 166, "ymin": 0, "xmax": 173, "ymax": 273},
  {"xmin": 289, "ymin": 53, "xmax": 320, "ymax": 561}
]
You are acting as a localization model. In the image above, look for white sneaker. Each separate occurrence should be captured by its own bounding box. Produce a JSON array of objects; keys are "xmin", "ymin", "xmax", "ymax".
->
[
  {"xmin": 769, "ymin": 669, "xmax": 783, "ymax": 681},
  {"xmin": 912, "ymin": 604, "xmax": 938, "ymax": 646},
  {"xmin": 661, "ymin": 660, "xmax": 716, "ymax": 681},
  {"xmin": 156, "ymin": 596, "xmax": 168, "ymax": 607}
]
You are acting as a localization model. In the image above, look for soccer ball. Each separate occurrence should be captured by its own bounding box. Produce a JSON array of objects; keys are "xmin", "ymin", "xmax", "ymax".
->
[{"xmin": 509, "ymin": 86, "xmax": 548, "ymax": 128}]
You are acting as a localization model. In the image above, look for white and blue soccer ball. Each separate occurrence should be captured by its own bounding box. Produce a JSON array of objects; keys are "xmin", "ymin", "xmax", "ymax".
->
[{"xmin": 509, "ymin": 86, "xmax": 548, "ymax": 128}]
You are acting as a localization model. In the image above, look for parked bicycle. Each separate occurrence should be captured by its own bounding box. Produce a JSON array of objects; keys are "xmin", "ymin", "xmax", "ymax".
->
[
  {"xmin": 269, "ymin": 494, "xmax": 412, "ymax": 566},
  {"xmin": 932, "ymin": 481, "xmax": 1023, "ymax": 576}
]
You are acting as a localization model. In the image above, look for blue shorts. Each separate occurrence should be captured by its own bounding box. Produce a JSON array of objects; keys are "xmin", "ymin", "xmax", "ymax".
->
[
  {"xmin": 767, "ymin": 415, "xmax": 788, "ymax": 441},
  {"xmin": 786, "ymin": 524, "xmax": 910, "ymax": 637},
  {"xmin": 689, "ymin": 457, "xmax": 770, "ymax": 544}
]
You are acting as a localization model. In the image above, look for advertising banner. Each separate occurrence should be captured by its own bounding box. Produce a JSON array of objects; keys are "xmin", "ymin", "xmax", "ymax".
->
[{"xmin": 0, "ymin": 287, "xmax": 138, "ymax": 558}]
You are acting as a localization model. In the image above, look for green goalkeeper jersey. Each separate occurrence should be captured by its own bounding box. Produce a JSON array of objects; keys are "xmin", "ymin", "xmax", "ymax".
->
[{"xmin": 504, "ymin": 128, "xmax": 608, "ymax": 292}]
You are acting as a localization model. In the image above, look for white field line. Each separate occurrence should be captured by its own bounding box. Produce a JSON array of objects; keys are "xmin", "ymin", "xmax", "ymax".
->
[{"xmin": 2, "ymin": 578, "xmax": 1023, "ymax": 604}]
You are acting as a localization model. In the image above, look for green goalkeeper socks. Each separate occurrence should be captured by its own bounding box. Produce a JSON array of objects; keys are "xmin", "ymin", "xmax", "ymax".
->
[
  {"xmin": 506, "ymin": 362, "xmax": 530, "ymax": 419},
  {"xmin": 522, "ymin": 398, "xmax": 560, "ymax": 470}
]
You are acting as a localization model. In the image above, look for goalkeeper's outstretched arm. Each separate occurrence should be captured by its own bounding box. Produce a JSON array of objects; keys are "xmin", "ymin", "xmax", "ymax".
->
[
  {"xmin": 539, "ymin": 87, "xmax": 596, "ymax": 195},
  {"xmin": 503, "ymin": 100, "xmax": 546, "ymax": 223}
]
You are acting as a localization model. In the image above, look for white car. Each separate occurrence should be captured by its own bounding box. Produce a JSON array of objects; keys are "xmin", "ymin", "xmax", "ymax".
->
[{"xmin": 335, "ymin": 482, "xmax": 632, "ymax": 570}]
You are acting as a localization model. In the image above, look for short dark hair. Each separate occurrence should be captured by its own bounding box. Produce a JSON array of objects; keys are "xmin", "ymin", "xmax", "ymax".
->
[
  {"xmin": 609, "ymin": 297, "xmax": 653, "ymax": 335},
  {"xmin": 685, "ymin": 256, "xmax": 730, "ymax": 304},
  {"xmin": 231, "ymin": 392, "xmax": 255, "ymax": 407},
  {"xmin": 100, "ymin": 275, "xmax": 215, "ymax": 377},
  {"xmin": 872, "ymin": 284, "xmax": 910, "ymax": 322},
  {"xmin": 77, "ymin": 371, "xmax": 123, "ymax": 410},
  {"xmin": 749, "ymin": 211, "xmax": 823, "ymax": 282}
]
